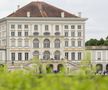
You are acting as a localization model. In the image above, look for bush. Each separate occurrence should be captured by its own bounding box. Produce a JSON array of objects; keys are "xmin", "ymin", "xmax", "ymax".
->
[{"xmin": 0, "ymin": 66, "xmax": 107, "ymax": 90}]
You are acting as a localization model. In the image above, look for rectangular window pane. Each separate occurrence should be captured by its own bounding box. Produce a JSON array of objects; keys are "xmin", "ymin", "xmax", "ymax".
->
[
  {"xmin": 55, "ymin": 25, "xmax": 59, "ymax": 31},
  {"xmin": 45, "ymin": 25, "xmax": 49, "ymax": 31},
  {"xmin": 71, "ymin": 52, "xmax": 75, "ymax": 60},
  {"xmin": 97, "ymin": 52, "xmax": 101, "ymax": 60},
  {"xmin": 78, "ymin": 52, "xmax": 82, "ymax": 60},
  {"xmin": 25, "ymin": 53, "xmax": 29, "ymax": 60},
  {"xmin": 25, "ymin": 32, "xmax": 28, "ymax": 36},
  {"xmin": 65, "ymin": 52, "xmax": 68, "ymax": 60},
  {"xmin": 78, "ymin": 25, "xmax": 82, "ymax": 29},
  {"xmin": 71, "ymin": 25, "xmax": 75, "ymax": 29},
  {"xmin": 11, "ymin": 32, "xmax": 15, "ymax": 36},
  {"xmin": 24, "ymin": 25, "xmax": 28, "ymax": 29},
  {"xmin": 78, "ymin": 32, "xmax": 81, "ymax": 37},
  {"xmin": 34, "ymin": 25, "xmax": 38, "ymax": 30},
  {"xmin": 18, "ymin": 25, "xmax": 22, "ymax": 29},
  {"xmin": 64, "ymin": 25, "xmax": 68, "ymax": 29},
  {"xmin": 11, "ymin": 25, "xmax": 15, "ymax": 29},
  {"xmin": 65, "ymin": 32, "xmax": 68, "ymax": 37},
  {"xmin": 18, "ymin": 32, "xmax": 22, "ymax": 36},
  {"xmin": 18, "ymin": 53, "xmax": 22, "ymax": 61},
  {"xmin": 11, "ymin": 53, "xmax": 15, "ymax": 61}
]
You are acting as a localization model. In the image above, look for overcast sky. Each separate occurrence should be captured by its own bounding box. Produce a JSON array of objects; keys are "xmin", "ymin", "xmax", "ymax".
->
[{"xmin": 0, "ymin": 0, "xmax": 108, "ymax": 41}]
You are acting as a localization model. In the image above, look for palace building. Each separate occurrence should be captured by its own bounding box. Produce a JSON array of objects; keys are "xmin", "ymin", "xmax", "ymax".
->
[{"xmin": 0, "ymin": 1, "xmax": 87, "ymax": 72}]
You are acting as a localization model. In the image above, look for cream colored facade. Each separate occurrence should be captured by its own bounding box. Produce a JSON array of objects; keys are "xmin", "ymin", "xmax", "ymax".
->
[
  {"xmin": 0, "ymin": 17, "xmax": 87, "ymax": 71},
  {"xmin": 86, "ymin": 46, "xmax": 108, "ymax": 72}
]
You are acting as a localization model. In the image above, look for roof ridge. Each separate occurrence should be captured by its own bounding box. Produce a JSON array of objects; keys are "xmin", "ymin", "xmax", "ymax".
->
[{"xmin": 7, "ymin": 1, "xmax": 78, "ymax": 18}]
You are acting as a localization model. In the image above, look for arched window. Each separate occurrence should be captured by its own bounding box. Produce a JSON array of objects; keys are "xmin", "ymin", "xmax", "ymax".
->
[
  {"xmin": 43, "ymin": 51, "xmax": 50, "ymax": 60},
  {"xmin": 44, "ymin": 39, "xmax": 50, "ymax": 48},
  {"xmin": 33, "ymin": 51, "xmax": 39, "ymax": 58},
  {"xmin": 54, "ymin": 51, "xmax": 60, "ymax": 60},
  {"xmin": 96, "ymin": 64, "xmax": 103, "ymax": 73},
  {"xmin": 54, "ymin": 39, "xmax": 60, "ymax": 48},
  {"xmin": 33, "ymin": 39, "xmax": 39, "ymax": 48}
]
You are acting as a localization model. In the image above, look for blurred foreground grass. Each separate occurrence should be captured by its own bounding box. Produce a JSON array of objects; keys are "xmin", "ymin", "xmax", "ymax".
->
[{"xmin": 0, "ymin": 66, "xmax": 107, "ymax": 90}]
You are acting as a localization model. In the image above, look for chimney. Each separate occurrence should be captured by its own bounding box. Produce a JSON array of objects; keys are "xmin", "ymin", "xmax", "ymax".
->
[
  {"xmin": 61, "ymin": 12, "xmax": 65, "ymax": 18},
  {"xmin": 27, "ymin": 11, "xmax": 30, "ymax": 17},
  {"xmin": 17, "ymin": 5, "xmax": 20, "ymax": 10},
  {"xmin": 78, "ymin": 12, "xmax": 81, "ymax": 17}
]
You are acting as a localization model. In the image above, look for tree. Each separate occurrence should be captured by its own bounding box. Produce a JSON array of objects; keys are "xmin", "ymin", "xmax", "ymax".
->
[
  {"xmin": 85, "ymin": 39, "xmax": 98, "ymax": 46},
  {"xmin": 97, "ymin": 38, "xmax": 104, "ymax": 46}
]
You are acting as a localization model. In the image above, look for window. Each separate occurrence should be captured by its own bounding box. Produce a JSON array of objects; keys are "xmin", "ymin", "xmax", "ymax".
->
[
  {"xmin": 24, "ymin": 25, "xmax": 28, "ymax": 29},
  {"xmin": 71, "ymin": 25, "xmax": 75, "ymax": 29},
  {"xmin": 55, "ymin": 25, "xmax": 59, "ymax": 31},
  {"xmin": 44, "ymin": 39, "xmax": 50, "ymax": 48},
  {"xmin": 78, "ymin": 40, "xmax": 82, "ymax": 47},
  {"xmin": 34, "ymin": 25, "xmax": 38, "ymax": 31},
  {"xmin": 18, "ymin": 25, "xmax": 22, "ymax": 29},
  {"xmin": 65, "ymin": 41, "xmax": 68, "ymax": 47},
  {"xmin": 65, "ymin": 32, "xmax": 68, "ymax": 37},
  {"xmin": 45, "ymin": 25, "xmax": 49, "ymax": 31},
  {"xmin": 54, "ymin": 51, "xmax": 60, "ymax": 60},
  {"xmin": 71, "ymin": 31, "xmax": 75, "ymax": 37},
  {"xmin": 11, "ymin": 53, "xmax": 15, "ymax": 61},
  {"xmin": 78, "ymin": 25, "xmax": 82, "ymax": 29},
  {"xmin": 55, "ymin": 39, "xmax": 60, "ymax": 48},
  {"xmin": 78, "ymin": 31, "xmax": 82, "ymax": 37},
  {"xmin": 25, "ymin": 32, "xmax": 28, "ymax": 36},
  {"xmin": 78, "ymin": 52, "xmax": 82, "ymax": 60},
  {"xmin": 71, "ymin": 40, "xmax": 75, "ymax": 47},
  {"xmin": 18, "ymin": 32, "xmax": 22, "ymax": 37},
  {"xmin": 97, "ymin": 52, "xmax": 101, "ymax": 60},
  {"xmin": 64, "ymin": 25, "xmax": 68, "ymax": 29},
  {"xmin": 25, "ymin": 53, "xmax": 29, "ymax": 60},
  {"xmin": 71, "ymin": 52, "xmax": 75, "ymax": 60},
  {"xmin": 18, "ymin": 39, "xmax": 22, "ymax": 47},
  {"xmin": 33, "ymin": 51, "xmax": 39, "ymax": 58},
  {"xmin": 18, "ymin": 53, "xmax": 22, "ymax": 61},
  {"xmin": 25, "ymin": 39, "xmax": 29, "ymax": 47},
  {"xmin": 11, "ymin": 32, "xmax": 15, "ymax": 36},
  {"xmin": 11, "ymin": 25, "xmax": 15, "ymax": 29},
  {"xmin": 11, "ymin": 39, "xmax": 15, "ymax": 47},
  {"xmin": 43, "ymin": 51, "xmax": 50, "ymax": 60},
  {"xmin": 65, "ymin": 52, "xmax": 68, "ymax": 59},
  {"xmin": 33, "ymin": 39, "xmax": 39, "ymax": 48}
]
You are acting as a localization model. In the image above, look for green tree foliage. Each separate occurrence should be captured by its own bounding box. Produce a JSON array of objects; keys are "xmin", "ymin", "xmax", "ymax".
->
[{"xmin": 85, "ymin": 36, "xmax": 108, "ymax": 46}]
